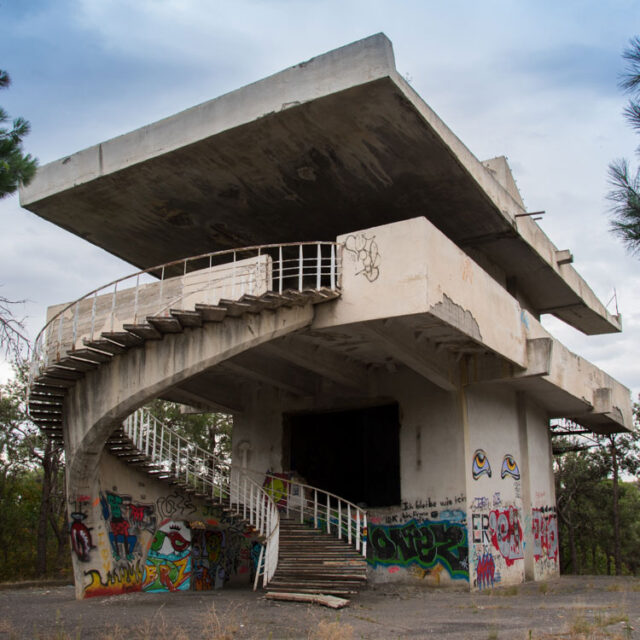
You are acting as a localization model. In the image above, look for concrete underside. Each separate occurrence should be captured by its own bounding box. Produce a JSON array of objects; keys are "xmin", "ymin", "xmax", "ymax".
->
[{"xmin": 21, "ymin": 35, "xmax": 619, "ymax": 335}]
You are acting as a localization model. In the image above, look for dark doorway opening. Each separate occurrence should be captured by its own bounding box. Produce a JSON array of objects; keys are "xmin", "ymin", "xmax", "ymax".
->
[{"xmin": 286, "ymin": 403, "xmax": 400, "ymax": 508}]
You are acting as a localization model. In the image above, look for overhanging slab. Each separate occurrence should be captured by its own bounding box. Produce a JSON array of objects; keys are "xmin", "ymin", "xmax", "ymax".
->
[{"xmin": 20, "ymin": 33, "xmax": 620, "ymax": 335}]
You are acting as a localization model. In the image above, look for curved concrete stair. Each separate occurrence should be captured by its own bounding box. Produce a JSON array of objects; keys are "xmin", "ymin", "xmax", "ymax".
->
[
  {"xmin": 28, "ymin": 287, "xmax": 339, "ymax": 442},
  {"xmin": 267, "ymin": 517, "xmax": 367, "ymax": 597}
]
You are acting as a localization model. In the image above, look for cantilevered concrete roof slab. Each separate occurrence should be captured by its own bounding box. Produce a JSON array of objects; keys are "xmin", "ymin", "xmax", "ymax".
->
[{"xmin": 20, "ymin": 34, "xmax": 620, "ymax": 336}]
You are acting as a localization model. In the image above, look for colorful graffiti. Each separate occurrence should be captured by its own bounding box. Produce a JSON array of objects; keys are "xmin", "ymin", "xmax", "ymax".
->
[
  {"xmin": 70, "ymin": 511, "xmax": 94, "ymax": 562},
  {"xmin": 263, "ymin": 472, "xmax": 290, "ymax": 508},
  {"xmin": 489, "ymin": 507, "xmax": 523, "ymax": 566},
  {"xmin": 192, "ymin": 530, "xmax": 224, "ymax": 591},
  {"xmin": 532, "ymin": 507, "xmax": 558, "ymax": 562},
  {"xmin": 100, "ymin": 491, "xmax": 156, "ymax": 562},
  {"xmin": 143, "ymin": 520, "xmax": 192, "ymax": 592},
  {"xmin": 472, "ymin": 506, "xmax": 523, "ymax": 566},
  {"xmin": 368, "ymin": 519, "xmax": 469, "ymax": 580},
  {"xmin": 472, "ymin": 451, "xmax": 520, "ymax": 482},
  {"xmin": 472, "ymin": 449, "xmax": 492, "ymax": 480},
  {"xmin": 84, "ymin": 561, "xmax": 144, "ymax": 598},
  {"xmin": 500, "ymin": 454, "xmax": 520, "ymax": 480},
  {"xmin": 476, "ymin": 552, "xmax": 496, "ymax": 590}
]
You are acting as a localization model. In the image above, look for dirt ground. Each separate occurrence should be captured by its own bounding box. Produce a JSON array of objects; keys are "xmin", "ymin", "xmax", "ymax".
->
[{"xmin": 0, "ymin": 575, "xmax": 638, "ymax": 639}]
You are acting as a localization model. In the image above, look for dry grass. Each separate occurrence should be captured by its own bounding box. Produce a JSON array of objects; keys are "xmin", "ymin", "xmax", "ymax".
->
[
  {"xmin": 200, "ymin": 602, "xmax": 245, "ymax": 640},
  {"xmin": 563, "ymin": 608, "xmax": 632, "ymax": 640},
  {"xmin": 308, "ymin": 619, "xmax": 354, "ymax": 640}
]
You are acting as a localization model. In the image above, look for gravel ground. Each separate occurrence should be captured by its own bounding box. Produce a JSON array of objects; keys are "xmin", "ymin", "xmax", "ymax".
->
[{"xmin": 0, "ymin": 575, "xmax": 638, "ymax": 639}]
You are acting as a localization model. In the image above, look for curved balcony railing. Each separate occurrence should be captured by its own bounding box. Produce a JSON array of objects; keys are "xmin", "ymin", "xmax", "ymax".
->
[
  {"xmin": 121, "ymin": 408, "xmax": 280, "ymax": 587},
  {"xmin": 29, "ymin": 241, "xmax": 341, "ymax": 385},
  {"xmin": 263, "ymin": 471, "xmax": 367, "ymax": 558}
]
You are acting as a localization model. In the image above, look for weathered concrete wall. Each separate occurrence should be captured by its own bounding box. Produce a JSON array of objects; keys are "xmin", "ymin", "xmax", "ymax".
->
[
  {"xmin": 231, "ymin": 361, "xmax": 559, "ymax": 590},
  {"xmin": 464, "ymin": 385, "xmax": 526, "ymax": 590},
  {"xmin": 315, "ymin": 217, "xmax": 528, "ymax": 369},
  {"xmin": 69, "ymin": 451, "xmax": 259, "ymax": 599},
  {"xmin": 523, "ymin": 399, "xmax": 558, "ymax": 581}
]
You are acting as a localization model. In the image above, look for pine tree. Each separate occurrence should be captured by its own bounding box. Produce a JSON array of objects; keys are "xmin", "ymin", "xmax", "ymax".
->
[{"xmin": 0, "ymin": 69, "xmax": 37, "ymax": 198}]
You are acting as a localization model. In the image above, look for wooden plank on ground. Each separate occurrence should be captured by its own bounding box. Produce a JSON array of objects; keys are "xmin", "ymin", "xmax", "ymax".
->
[{"xmin": 265, "ymin": 591, "xmax": 349, "ymax": 609}]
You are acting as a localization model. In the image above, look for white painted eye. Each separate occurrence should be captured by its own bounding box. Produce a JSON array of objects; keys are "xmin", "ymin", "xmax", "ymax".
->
[
  {"xmin": 472, "ymin": 449, "xmax": 491, "ymax": 480},
  {"xmin": 501, "ymin": 454, "xmax": 520, "ymax": 480}
]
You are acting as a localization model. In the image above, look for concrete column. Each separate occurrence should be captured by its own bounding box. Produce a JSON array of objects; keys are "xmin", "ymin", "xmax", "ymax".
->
[{"xmin": 516, "ymin": 392, "xmax": 534, "ymax": 580}]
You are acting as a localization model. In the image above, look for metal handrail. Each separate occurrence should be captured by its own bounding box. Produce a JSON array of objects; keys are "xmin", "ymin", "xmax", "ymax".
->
[
  {"xmin": 263, "ymin": 471, "xmax": 367, "ymax": 558},
  {"xmin": 121, "ymin": 408, "xmax": 280, "ymax": 587},
  {"xmin": 29, "ymin": 241, "xmax": 341, "ymax": 385}
]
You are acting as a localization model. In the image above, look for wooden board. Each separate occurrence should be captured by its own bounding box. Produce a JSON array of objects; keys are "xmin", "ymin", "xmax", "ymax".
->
[{"xmin": 265, "ymin": 591, "xmax": 349, "ymax": 609}]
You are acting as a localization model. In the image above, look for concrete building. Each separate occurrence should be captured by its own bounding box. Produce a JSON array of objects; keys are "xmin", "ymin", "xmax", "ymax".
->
[{"xmin": 21, "ymin": 34, "xmax": 632, "ymax": 599}]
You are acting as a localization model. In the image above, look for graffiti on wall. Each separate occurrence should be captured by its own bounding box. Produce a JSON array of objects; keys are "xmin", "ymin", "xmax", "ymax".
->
[
  {"xmin": 263, "ymin": 472, "xmax": 291, "ymax": 509},
  {"xmin": 70, "ymin": 510, "xmax": 94, "ymax": 563},
  {"xmin": 344, "ymin": 233, "xmax": 380, "ymax": 282},
  {"xmin": 532, "ymin": 506, "xmax": 558, "ymax": 563},
  {"xmin": 472, "ymin": 449, "xmax": 492, "ymax": 480},
  {"xmin": 368, "ymin": 519, "xmax": 469, "ymax": 580},
  {"xmin": 156, "ymin": 492, "xmax": 196, "ymax": 520},
  {"xmin": 143, "ymin": 520, "xmax": 192, "ymax": 592},
  {"xmin": 500, "ymin": 454, "xmax": 520, "ymax": 480},
  {"xmin": 472, "ymin": 450, "xmax": 521, "ymax": 482},
  {"xmin": 192, "ymin": 530, "xmax": 223, "ymax": 590},
  {"xmin": 100, "ymin": 491, "xmax": 156, "ymax": 562},
  {"xmin": 84, "ymin": 561, "xmax": 144, "ymax": 598},
  {"xmin": 476, "ymin": 551, "xmax": 496, "ymax": 590},
  {"xmin": 471, "ymin": 506, "xmax": 523, "ymax": 566}
]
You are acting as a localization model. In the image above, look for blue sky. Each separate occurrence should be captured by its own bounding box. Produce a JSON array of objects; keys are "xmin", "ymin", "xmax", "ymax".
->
[{"xmin": 1, "ymin": 0, "xmax": 640, "ymax": 401}]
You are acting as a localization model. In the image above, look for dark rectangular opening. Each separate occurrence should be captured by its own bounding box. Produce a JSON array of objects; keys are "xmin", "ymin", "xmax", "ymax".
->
[{"xmin": 286, "ymin": 403, "xmax": 400, "ymax": 508}]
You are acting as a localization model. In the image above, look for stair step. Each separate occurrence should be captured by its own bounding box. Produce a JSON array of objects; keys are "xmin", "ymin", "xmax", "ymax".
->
[
  {"xmin": 147, "ymin": 315, "xmax": 183, "ymax": 334},
  {"xmin": 217, "ymin": 299, "xmax": 253, "ymax": 317},
  {"xmin": 194, "ymin": 304, "xmax": 227, "ymax": 322},
  {"xmin": 83, "ymin": 338, "xmax": 128, "ymax": 355},
  {"xmin": 123, "ymin": 323, "xmax": 162, "ymax": 340},
  {"xmin": 266, "ymin": 586, "xmax": 355, "ymax": 596},
  {"xmin": 170, "ymin": 309, "xmax": 202, "ymax": 327},
  {"xmin": 67, "ymin": 347, "xmax": 113, "ymax": 364},
  {"xmin": 101, "ymin": 331, "xmax": 144, "ymax": 348}
]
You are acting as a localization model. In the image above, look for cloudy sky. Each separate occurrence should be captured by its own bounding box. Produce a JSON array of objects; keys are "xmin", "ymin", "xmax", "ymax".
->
[{"xmin": 1, "ymin": 0, "xmax": 639, "ymax": 403}]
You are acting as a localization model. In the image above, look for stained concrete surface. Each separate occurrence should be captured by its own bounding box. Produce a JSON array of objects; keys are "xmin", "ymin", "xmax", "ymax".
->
[{"xmin": 0, "ymin": 576, "xmax": 638, "ymax": 639}]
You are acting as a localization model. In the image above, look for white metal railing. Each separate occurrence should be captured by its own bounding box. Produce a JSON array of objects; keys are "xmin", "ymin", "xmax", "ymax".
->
[
  {"xmin": 263, "ymin": 472, "xmax": 367, "ymax": 559},
  {"xmin": 121, "ymin": 408, "xmax": 280, "ymax": 587},
  {"xmin": 29, "ymin": 241, "xmax": 341, "ymax": 385}
]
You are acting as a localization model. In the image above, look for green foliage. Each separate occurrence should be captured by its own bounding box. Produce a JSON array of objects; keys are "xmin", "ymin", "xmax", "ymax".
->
[
  {"xmin": 0, "ymin": 69, "xmax": 37, "ymax": 198},
  {"xmin": 554, "ymin": 397, "xmax": 640, "ymax": 575},
  {"xmin": 0, "ymin": 364, "xmax": 69, "ymax": 580},
  {"xmin": 147, "ymin": 399, "xmax": 232, "ymax": 462},
  {"xmin": 0, "ymin": 467, "xmax": 41, "ymax": 580}
]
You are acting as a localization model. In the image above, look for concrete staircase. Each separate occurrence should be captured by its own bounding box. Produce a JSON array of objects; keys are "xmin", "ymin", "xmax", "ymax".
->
[
  {"xmin": 267, "ymin": 517, "xmax": 368, "ymax": 597},
  {"xmin": 27, "ymin": 288, "xmax": 339, "ymax": 442}
]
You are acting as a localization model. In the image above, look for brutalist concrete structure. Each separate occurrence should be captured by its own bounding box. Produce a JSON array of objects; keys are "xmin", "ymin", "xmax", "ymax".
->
[{"xmin": 21, "ymin": 34, "xmax": 632, "ymax": 598}]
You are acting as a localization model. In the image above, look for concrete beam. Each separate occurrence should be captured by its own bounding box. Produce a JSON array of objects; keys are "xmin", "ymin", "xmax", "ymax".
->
[
  {"xmin": 555, "ymin": 250, "xmax": 573, "ymax": 266},
  {"xmin": 361, "ymin": 320, "xmax": 457, "ymax": 392},
  {"xmin": 223, "ymin": 351, "xmax": 318, "ymax": 397},
  {"xmin": 465, "ymin": 338, "xmax": 552, "ymax": 385},
  {"xmin": 262, "ymin": 336, "xmax": 370, "ymax": 391},
  {"xmin": 162, "ymin": 386, "xmax": 243, "ymax": 414}
]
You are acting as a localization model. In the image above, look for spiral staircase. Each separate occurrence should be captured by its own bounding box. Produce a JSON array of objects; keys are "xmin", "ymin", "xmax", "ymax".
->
[{"xmin": 26, "ymin": 241, "xmax": 368, "ymax": 600}]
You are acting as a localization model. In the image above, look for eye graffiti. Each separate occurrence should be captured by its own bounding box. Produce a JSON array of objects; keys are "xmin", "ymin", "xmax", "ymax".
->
[
  {"xmin": 472, "ymin": 449, "xmax": 492, "ymax": 480},
  {"xmin": 501, "ymin": 454, "xmax": 520, "ymax": 480},
  {"xmin": 472, "ymin": 451, "xmax": 521, "ymax": 481}
]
